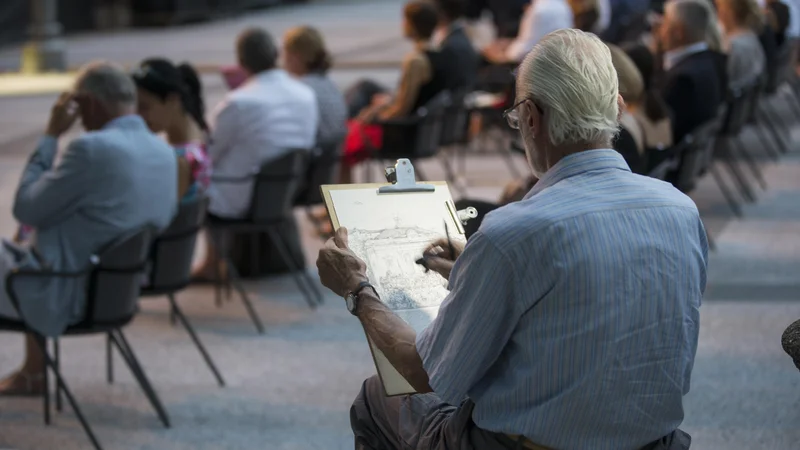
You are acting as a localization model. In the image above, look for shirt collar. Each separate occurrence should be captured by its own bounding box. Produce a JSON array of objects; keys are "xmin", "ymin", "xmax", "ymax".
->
[
  {"xmin": 103, "ymin": 114, "xmax": 143, "ymax": 130},
  {"xmin": 523, "ymin": 149, "xmax": 630, "ymax": 200},
  {"xmin": 663, "ymin": 41, "xmax": 709, "ymax": 71}
]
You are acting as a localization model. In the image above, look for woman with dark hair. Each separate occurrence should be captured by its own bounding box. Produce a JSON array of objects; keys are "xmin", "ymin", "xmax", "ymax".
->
[
  {"xmin": 282, "ymin": 26, "xmax": 348, "ymax": 149},
  {"xmin": 131, "ymin": 59, "xmax": 212, "ymax": 200}
]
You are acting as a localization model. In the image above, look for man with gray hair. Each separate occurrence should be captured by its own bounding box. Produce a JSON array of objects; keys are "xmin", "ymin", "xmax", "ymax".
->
[
  {"xmin": 0, "ymin": 61, "xmax": 177, "ymax": 395},
  {"xmin": 317, "ymin": 29, "xmax": 706, "ymax": 449},
  {"xmin": 657, "ymin": 0, "xmax": 727, "ymax": 144}
]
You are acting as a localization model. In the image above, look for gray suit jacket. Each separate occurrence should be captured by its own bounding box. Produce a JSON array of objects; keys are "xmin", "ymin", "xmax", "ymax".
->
[{"xmin": 10, "ymin": 115, "xmax": 177, "ymax": 336}]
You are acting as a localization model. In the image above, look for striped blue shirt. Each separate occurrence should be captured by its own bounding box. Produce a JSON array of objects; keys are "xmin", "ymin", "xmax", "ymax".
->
[{"xmin": 416, "ymin": 149, "xmax": 708, "ymax": 450}]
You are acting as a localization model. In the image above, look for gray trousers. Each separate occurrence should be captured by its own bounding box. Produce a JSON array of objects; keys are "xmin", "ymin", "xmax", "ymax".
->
[{"xmin": 350, "ymin": 376, "xmax": 693, "ymax": 450}]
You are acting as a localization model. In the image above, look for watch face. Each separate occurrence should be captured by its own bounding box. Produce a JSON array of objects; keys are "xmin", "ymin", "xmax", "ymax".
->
[{"xmin": 346, "ymin": 294, "xmax": 356, "ymax": 313}]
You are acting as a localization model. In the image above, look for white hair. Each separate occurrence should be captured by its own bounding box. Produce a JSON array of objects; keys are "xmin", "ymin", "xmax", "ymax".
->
[
  {"xmin": 74, "ymin": 61, "xmax": 137, "ymax": 111},
  {"xmin": 516, "ymin": 29, "xmax": 619, "ymax": 147}
]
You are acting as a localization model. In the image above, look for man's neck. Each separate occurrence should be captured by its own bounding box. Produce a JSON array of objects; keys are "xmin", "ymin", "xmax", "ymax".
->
[{"xmin": 546, "ymin": 141, "xmax": 610, "ymax": 169}]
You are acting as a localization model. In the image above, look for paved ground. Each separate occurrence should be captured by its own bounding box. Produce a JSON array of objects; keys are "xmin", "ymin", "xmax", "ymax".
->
[
  {"xmin": 1, "ymin": 2, "xmax": 800, "ymax": 448},
  {"xmin": 0, "ymin": 0, "xmax": 412, "ymax": 73}
]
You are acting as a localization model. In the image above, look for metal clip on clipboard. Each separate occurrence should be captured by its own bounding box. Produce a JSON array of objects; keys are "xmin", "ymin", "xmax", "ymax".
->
[
  {"xmin": 378, "ymin": 159, "xmax": 436, "ymax": 193},
  {"xmin": 378, "ymin": 159, "xmax": 478, "ymax": 227}
]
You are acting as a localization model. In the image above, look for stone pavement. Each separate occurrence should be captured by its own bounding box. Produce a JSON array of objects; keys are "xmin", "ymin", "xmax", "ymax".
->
[{"xmin": 0, "ymin": 0, "xmax": 412, "ymax": 73}]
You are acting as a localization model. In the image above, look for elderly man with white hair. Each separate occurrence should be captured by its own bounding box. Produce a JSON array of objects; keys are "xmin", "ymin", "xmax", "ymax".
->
[
  {"xmin": 0, "ymin": 62, "xmax": 177, "ymax": 395},
  {"xmin": 317, "ymin": 29, "xmax": 707, "ymax": 450}
]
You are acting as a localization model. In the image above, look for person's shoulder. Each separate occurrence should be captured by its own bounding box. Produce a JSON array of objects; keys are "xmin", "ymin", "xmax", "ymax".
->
[{"xmin": 476, "ymin": 197, "xmax": 568, "ymax": 251}]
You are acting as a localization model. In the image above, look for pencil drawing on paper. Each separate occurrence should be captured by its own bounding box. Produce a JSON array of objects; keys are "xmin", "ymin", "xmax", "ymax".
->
[{"xmin": 347, "ymin": 226, "xmax": 451, "ymax": 311}]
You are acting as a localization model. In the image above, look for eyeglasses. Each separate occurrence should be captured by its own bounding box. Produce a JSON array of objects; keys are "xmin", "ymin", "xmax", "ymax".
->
[{"xmin": 502, "ymin": 98, "xmax": 542, "ymax": 130}]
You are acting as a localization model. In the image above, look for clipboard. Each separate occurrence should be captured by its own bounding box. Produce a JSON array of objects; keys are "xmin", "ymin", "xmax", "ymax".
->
[{"xmin": 320, "ymin": 159, "xmax": 473, "ymax": 396}]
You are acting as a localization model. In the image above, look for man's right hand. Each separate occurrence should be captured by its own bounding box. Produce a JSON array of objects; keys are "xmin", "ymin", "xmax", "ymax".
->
[
  {"xmin": 45, "ymin": 92, "xmax": 78, "ymax": 138},
  {"xmin": 421, "ymin": 238, "xmax": 466, "ymax": 280}
]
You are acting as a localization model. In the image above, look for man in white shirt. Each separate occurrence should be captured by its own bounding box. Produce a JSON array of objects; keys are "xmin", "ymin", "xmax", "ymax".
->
[
  {"xmin": 482, "ymin": 0, "xmax": 574, "ymax": 64},
  {"xmin": 207, "ymin": 27, "xmax": 318, "ymax": 219}
]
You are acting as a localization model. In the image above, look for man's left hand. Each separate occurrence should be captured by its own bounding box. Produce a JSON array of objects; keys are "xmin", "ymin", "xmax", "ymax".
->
[{"xmin": 316, "ymin": 227, "xmax": 369, "ymax": 297}]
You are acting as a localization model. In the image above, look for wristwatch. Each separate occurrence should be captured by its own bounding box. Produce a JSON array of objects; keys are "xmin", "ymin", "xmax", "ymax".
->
[{"xmin": 345, "ymin": 281, "xmax": 378, "ymax": 316}]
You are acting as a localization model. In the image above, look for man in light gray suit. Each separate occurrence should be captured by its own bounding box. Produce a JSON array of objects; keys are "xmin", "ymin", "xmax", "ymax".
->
[{"xmin": 0, "ymin": 62, "xmax": 178, "ymax": 396}]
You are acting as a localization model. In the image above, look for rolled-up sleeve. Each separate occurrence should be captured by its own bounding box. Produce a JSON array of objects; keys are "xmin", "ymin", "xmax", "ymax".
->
[{"xmin": 415, "ymin": 231, "xmax": 521, "ymax": 405}]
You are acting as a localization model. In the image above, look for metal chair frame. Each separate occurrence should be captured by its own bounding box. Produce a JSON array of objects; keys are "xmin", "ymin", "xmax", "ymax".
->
[{"xmin": 0, "ymin": 229, "xmax": 168, "ymax": 450}]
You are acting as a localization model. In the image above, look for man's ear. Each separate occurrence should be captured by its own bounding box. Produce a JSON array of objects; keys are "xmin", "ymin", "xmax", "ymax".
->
[
  {"xmin": 524, "ymin": 100, "xmax": 540, "ymax": 131},
  {"xmin": 616, "ymin": 94, "xmax": 626, "ymax": 122}
]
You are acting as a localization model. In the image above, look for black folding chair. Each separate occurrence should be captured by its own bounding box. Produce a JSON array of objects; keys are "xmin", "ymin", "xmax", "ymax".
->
[
  {"xmin": 139, "ymin": 196, "xmax": 225, "ymax": 387},
  {"xmin": 295, "ymin": 142, "xmax": 342, "ymax": 236},
  {"xmin": 362, "ymin": 92, "xmax": 450, "ymax": 182},
  {"xmin": 208, "ymin": 149, "xmax": 322, "ymax": 335},
  {"xmin": 0, "ymin": 228, "xmax": 168, "ymax": 450},
  {"xmin": 713, "ymin": 84, "xmax": 764, "ymax": 204}
]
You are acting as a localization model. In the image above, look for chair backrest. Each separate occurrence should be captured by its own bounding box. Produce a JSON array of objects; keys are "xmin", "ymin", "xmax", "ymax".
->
[
  {"xmin": 295, "ymin": 143, "xmax": 342, "ymax": 207},
  {"xmin": 719, "ymin": 84, "xmax": 752, "ymax": 136},
  {"xmin": 250, "ymin": 149, "xmax": 309, "ymax": 223},
  {"xmin": 146, "ymin": 196, "xmax": 206, "ymax": 292},
  {"xmin": 411, "ymin": 91, "xmax": 451, "ymax": 158},
  {"xmin": 439, "ymin": 89, "xmax": 470, "ymax": 147},
  {"xmin": 86, "ymin": 227, "xmax": 155, "ymax": 325},
  {"xmin": 674, "ymin": 119, "xmax": 719, "ymax": 192}
]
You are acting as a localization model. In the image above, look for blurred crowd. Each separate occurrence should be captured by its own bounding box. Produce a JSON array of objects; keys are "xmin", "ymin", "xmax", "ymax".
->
[{"xmin": 0, "ymin": 0, "xmax": 798, "ymax": 395}]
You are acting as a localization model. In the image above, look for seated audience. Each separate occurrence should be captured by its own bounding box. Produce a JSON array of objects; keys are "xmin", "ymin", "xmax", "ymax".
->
[
  {"xmin": 193, "ymin": 27, "xmax": 317, "ymax": 280},
  {"xmin": 433, "ymin": 0, "xmax": 480, "ymax": 91},
  {"xmin": 0, "ymin": 62, "xmax": 177, "ymax": 395},
  {"xmin": 317, "ymin": 29, "xmax": 707, "ymax": 450},
  {"xmin": 608, "ymin": 43, "xmax": 648, "ymax": 173},
  {"xmin": 658, "ymin": 0, "xmax": 727, "ymax": 144},
  {"xmin": 766, "ymin": 0, "xmax": 792, "ymax": 47},
  {"xmin": 282, "ymin": 26, "xmax": 348, "ymax": 149},
  {"xmin": 341, "ymin": 1, "xmax": 447, "ymax": 182},
  {"xmin": 481, "ymin": 0, "xmax": 573, "ymax": 65},
  {"xmin": 601, "ymin": 0, "xmax": 652, "ymax": 44},
  {"xmin": 132, "ymin": 59, "xmax": 212, "ymax": 201},
  {"xmin": 569, "ymin": 0, "xmax": 603, "ymax": 32},
  {"xmin": 623, "ymin": 43, "xmax": 676, "ymax": 172},
  {"xmin": 696, "ymin": 0, "xmax": 726, "ymax": 51},
  {"xmin": 717, "ymin": 0, "xmax": 768, "ymax": 89}
]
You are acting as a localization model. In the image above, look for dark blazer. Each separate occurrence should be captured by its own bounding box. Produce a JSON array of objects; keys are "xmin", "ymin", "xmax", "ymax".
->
[
  {"xmin": 440, "ymin": 24, "xmax": 480, "ymax": 91},
  {"xmin": 660, "ymin": 49, "xmax": 727, "ymax": 143}
]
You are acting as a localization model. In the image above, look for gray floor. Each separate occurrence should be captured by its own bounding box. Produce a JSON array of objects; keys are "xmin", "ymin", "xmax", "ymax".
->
[{"xmin": 1, "ymin": 2, "xmax": 800, "ymax": 448}]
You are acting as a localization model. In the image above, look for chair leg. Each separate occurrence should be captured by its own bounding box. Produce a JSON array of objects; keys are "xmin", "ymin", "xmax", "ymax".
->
[
  {"xmin": 439, "ymin": 150, "xmax": 464, "ymax": 197},
  {"xmin": 502, "ymin": 141, "xmax": 522, "ymax": 179},
  {"xmin": 265, "ymin": 226, "xmax": 322, "ymax": 308},
  {"xmin": 168, "ymin": 294, "xmax": 225, "ymax": 387},
  {"xmin": 32, "ymin": 335, "xmax": 103, "ymax": 450},
  {"xmin": 106, "ymin": 333, "xmax": 113, "ymax": 384},
  {"xmin": 43, "ymin": 337, "xmax": 50, "ymax": 426},
  {"xmin": 760, "ymin": 105, "xmax": 790, "ymax": 153},
  {"xmin": 718, "ymin": 138, "xmax": 757, "ymax": 203},
  {"xmin": 706, "ymin": 227, "xmax": 717, "ymax": 252},
  {"xmin": 109, "ymin": 330, "xmax": 171, "ymax": 428},
  {"xmin": 753, "ymin": 123, "xmax": 782, "ymax": 160},
  {"xmin": 54, "ymin": 338, "xmax": 62, "ymax": 412},
  {"xmin": 730, "ymin": 138, "xmax": 767, "ymax": 190},
  {"xmin": 224, "ymin": 259, "xmax": 265, "ymax": 334},
  {"xmin": 710, "ymin": 162, "xmax": 744, "ymax": 217}
]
